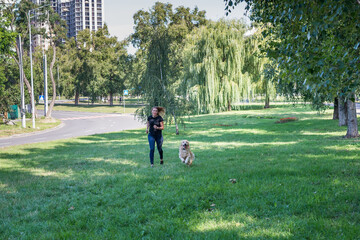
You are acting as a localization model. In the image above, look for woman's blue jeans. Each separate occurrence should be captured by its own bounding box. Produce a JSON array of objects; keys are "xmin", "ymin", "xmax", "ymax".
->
[{"xmin": 148, "ymin": 134, "xmax": 163, "ymax": 164}]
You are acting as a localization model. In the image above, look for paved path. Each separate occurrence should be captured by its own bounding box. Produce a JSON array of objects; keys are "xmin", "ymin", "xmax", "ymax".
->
[{"xmin": 0, "ymin": 111, "xmax": 145, "ymax": 148}]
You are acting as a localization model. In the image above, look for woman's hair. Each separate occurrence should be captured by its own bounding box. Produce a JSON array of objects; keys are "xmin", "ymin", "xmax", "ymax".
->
[{"xmin": 152, "ymin": 106, "xmax": 165, "ymax": 116}]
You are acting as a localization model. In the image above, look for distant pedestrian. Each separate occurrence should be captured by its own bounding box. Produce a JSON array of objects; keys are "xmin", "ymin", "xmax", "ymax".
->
[{"xmin": 146, "ymin": 106, "xmax": 165, "ymax": 167}]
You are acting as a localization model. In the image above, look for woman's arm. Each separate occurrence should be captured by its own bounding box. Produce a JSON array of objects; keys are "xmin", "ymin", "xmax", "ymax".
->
[
  {"xmin": 156, "ymin": 121, "xmax": 164, "ymax": 130},
  {"xmin": 146, "ymin": 121, "xmax": 149, "ymax": 134}
]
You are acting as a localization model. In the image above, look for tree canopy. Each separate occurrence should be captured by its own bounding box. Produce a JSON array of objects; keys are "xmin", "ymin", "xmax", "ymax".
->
[
  {"xmin": 132, "ymin": 2, "xmax": 207, "ymax": 133},
  {"xmin": 182, "ymin": 19, "xmax": 251, "ymax": 113},
  {"xmin": 224, "ymin": 0, "xmax": 360, "ymax": 137}
]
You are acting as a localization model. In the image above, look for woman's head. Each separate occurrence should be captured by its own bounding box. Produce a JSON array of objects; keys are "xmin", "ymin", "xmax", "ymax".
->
[{"xmin": 152, "ymin": 106, "xmax": 165, "ymax": 117}]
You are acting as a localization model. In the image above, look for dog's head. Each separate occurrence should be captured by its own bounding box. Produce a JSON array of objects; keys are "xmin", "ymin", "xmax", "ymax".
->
[{"xmin": 181, "ymin": 140, "xmax": 190, "ymax": 150}]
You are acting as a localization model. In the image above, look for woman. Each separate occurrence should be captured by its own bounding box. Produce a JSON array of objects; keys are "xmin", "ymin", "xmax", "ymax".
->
[{"xmin": 146, "ymin": 106, "xmax": 165, "ymax": 167}]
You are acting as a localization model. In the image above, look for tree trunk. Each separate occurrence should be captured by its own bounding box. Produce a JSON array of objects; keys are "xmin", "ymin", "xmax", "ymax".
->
[
  {"xmin": 75, "ymin": 90, "xmax": 80, "ymax": 106},
  {"xmin": 338, "ymin": 96, "xmax": 347, "ymax": 126},
  {"xmin": 227, "ymin": 98, "xmax": 232, "ymax": 111},
  {"xmin": 264, "ymin": 95, "xmax": 270, "ymax": 108},
  {"xmin": 23, "ymin": 73, "xmax": 38, "ymax": 118},
  {"xmin": 333, "ymin": 97, "xmax": 339, "ymax": 120},
  {"xmin": 2, "ymin": 112, "xmax": 7, "ymax": 123},
  {"xmin": 345, "ymin": 95, "xmax": 358, "ymax": 138},
  {"xmin": 46, "ymin": 44, "xmax": 57, "ymax": 118},
  {"xmin": 172, "ymin": 111, "xmax": 179, "ymax": 135},
  {"xmin": 14, "ymin": 44, "xmax": 38, "ymax": 118},
  {"xmin": 110, "ymin": 92, "xmax": 113, "ymax": 106}
]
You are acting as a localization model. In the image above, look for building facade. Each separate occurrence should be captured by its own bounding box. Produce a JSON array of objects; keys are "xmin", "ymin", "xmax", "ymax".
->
[{"xmin": 32, "ymin": 0, "xmax": 105, "ymax": 39}]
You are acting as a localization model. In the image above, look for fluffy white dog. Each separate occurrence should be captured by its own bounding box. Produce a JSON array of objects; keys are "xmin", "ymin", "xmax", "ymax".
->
[{"xmin": 179, "ymin": 140, "xmax": 195, "ymax": 166}]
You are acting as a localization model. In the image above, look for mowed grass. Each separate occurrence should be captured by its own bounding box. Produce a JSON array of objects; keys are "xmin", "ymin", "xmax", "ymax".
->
[
  {"xmin": 52, "ymin": 104, "xmax": 140, "ymax": 114},
  {"xmin": 50, "ymin": 98, "xmax": 145, "ymax": 114},
  {"xmin": 1, "ymin": 105, "xmax": 359, "ymax": 239},
  {"xmin": 0, "ymin": 118, "xmax": 61, "ymax": 138}
]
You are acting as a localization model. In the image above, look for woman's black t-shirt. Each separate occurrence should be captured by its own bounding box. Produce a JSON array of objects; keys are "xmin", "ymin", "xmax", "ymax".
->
[{"xmin": 148, "ymin": 115, "xmax": 164, "ymax": 137}]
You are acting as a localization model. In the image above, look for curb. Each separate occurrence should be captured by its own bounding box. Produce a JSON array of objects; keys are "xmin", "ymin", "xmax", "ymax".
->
[{"xmin": 0, "ymin": 121, "xmax": 65, "ymax": 140}]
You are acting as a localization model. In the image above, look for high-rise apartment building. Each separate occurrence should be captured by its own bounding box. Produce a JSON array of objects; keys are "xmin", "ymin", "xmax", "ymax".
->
[
  {"xmin": 72, "ymin": 0, "xmax": 105, "ymax": 38},
  {"xmin": 32, "ymin": 0, "xmax": 105, "ymax": 39}
]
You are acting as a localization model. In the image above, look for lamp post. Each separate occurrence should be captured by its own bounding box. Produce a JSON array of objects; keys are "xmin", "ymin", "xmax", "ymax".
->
[
  {"xmin": 18, "ymin": 35, "xmax": 26, "ymax": 128},
  {"xmin": 28, "ymin": 11, "xmax": 35, "ymax": 128},
  {"xmin": 28, "ymin": 4, "xmax": 50, "ymax": 127}
]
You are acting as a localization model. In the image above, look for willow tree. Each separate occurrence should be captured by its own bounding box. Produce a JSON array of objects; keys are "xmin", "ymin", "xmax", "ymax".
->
[
  {"xmin": 132, "ymin": 2, "xmax": 207, "ymax": 134},
  {"xmin": 182, "ymin": 19, "xmax": 251, "ymax": 114},
  {"xmin": 243, "ymin": 27, "xmax": 276, "ymax": 108}
]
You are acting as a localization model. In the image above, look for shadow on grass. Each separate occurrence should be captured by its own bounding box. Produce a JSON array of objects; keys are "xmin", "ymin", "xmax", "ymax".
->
[{"xmin": 0, "ymin": 108, "xmax": 359, "ymax": 239}]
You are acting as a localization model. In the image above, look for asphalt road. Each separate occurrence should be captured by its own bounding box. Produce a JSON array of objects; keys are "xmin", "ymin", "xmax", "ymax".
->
[{"xmin": 0, "ymin": 111, "xmax": 145, "ymax": 148}]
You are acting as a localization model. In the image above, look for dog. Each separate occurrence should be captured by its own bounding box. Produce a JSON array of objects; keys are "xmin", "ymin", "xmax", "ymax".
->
[{"xmin": 179, "ymin": 140, "xmax": 195, "ymax": 166}]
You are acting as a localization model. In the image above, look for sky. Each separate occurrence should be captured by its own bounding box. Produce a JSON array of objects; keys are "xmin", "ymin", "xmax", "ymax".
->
[{"xmin": 104, "ymin": 0, "xmax": 251, "ymax": 53}]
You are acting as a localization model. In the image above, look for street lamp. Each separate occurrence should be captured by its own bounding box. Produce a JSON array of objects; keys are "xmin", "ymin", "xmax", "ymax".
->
[{"xmin": 28, "ymin": 3, "xmax": 50, "ymax": 128}]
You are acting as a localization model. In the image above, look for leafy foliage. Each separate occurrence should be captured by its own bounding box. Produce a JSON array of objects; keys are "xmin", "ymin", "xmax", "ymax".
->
[
  {"xmin": 182, "ymin": 19, "xmax": 251, "ymax": 114},
  {"xmin": 132, "ymin": 2, "xmax": 207, "ymax": 132},
  {"xmin": 224, "ymin": 0, "xmax": 360, "ymax": 137},
  {"xmin": 243, "ymin": 26, "xmax": 277, "ymax": 108},
  {"xmin": 0, "ymin": 2, "xmax": 17, "ymax": 115},
  {"xmin": 59, "ymin": 26, "xmax": 129, "ymax": 105}
]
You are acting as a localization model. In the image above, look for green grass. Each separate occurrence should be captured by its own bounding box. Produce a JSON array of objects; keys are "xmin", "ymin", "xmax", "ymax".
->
[
  {"xmin": 51, "ymin": 103, "xmax": 142, "ymax": 114},
  {"xmin": 48, "ymin": 97, "xmax": 145, "ymax": 114},
  {"xmin": 0, "ymin": 118, "xmax": 61, "ymax": 138},
  {"xmin": 1, "ymin": 105, "xmax": 359, "ymax": 239}
]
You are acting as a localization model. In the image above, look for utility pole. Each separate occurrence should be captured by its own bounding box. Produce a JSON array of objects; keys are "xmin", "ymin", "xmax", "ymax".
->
[
  {"xmin": 28, "ymin": 4, "xmax": 50, "ymax": 118},
  {"xmin": 44, "ymin": 53, "xmax": 48, "ymax": 116},
  {"xmin": 28, "ymin": 11, "xmax": 36, "ymax": 128},
  {"xmin": 18, "ymin": 35, "xmax": 26, "ymax": 128},
  {"xmin": 58, "ymin": 64, "xmax": 61, "ymax": 100}
]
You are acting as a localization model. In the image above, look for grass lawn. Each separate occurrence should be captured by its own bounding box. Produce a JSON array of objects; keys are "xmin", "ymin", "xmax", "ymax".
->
[
  {"xmin": 0, "ymin": 105, "xmax": 359, "ymax": 239},
  {"xmin": 48, "ymin": 97, "xmax": 145, "ymax": 114},
  {"xmin": 51, "ymin": 103, "xmax": 141, "ymax": 114},
  {"xmin": 0, "ymin": 118, "xmax": 61, "ymax": 138}
]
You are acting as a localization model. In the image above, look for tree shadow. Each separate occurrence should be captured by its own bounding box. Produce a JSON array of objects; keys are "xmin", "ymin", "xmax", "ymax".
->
[{"xmin": 0, "ymin": 109, "xmax": 359, "ymax": 239}]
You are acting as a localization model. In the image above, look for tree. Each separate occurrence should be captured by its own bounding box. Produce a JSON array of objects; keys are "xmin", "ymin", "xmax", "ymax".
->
[
  {"xmin": 65, "ymin": 30, "xmax": 95, "ymax": 105},
  {"xmin": 2, "ymin": 0, "xmax": 66, "ymax": 119},
  {"xmin": 44, "ymin": 5, "xmax": 67, "ymax": 118},
  {"xmin": 224, "ymin": 0, "xmax": 360, "ymax": 138},
  {"xmin": 132, "ymin": 2, "xmax": 207, "ymax": 134},
  {"xmin": 182, "ymin": 19, "xmax": 252, "ymax": 114},
  {"xmin": 125, "ymin": 51, "xmax": 145, "ymax": 98},
  {"xmin": 92, "ymin": 25, "xmax": 128, "ymax": 106},
  {"xmin": 0, "ymin": 2, "xmax": 16, "ymax": 57},
  {"xmin": 0, "ymin": 1, "xmax": 17, "ymax": 118},
  {"xmin": 243, "ymin": 26, "xmax": 276, "ymax": 108},
  {"xmin": 0, "ymin": 63, "xmax": 19, "ymax": 120},
  {"xmin": 2, "ymin": 0, "xmax": 36, "ymax": 117}
]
